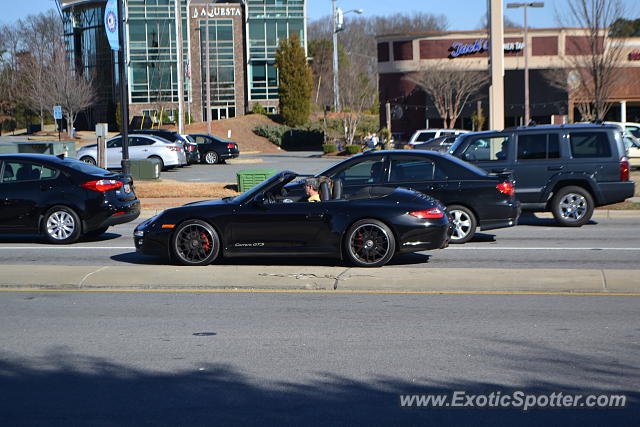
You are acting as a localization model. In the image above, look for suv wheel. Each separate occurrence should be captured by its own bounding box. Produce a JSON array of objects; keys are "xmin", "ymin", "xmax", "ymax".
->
[
  {"xmin": 551, "ymin": 186, "xmax": 594, "ymax": 227},
  {"xmin": 447, "ymin": 205, "xmax": 477, "ymax": 244}
]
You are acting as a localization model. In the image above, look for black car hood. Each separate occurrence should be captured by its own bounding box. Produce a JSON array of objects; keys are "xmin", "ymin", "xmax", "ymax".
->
[{"xmin": 181, "ymin": 198, "xmax": 232, "ymax": 207}]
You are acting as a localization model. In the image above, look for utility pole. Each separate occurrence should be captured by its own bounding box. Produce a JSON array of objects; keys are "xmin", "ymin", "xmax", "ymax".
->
[
  {"xmin": 488, "ymin": 0, "xmax": 505, "ymax": 131},
  {"xmin": 175, "ymin": 0, "xmax": 185, "ymax": 134},
  {"xmin": 507, "ymin": 2, "xmax": 544, "ymax": 126},
  {"xmin": 117, "ymin": 0, "xmax": 130, "ymax": 174}
]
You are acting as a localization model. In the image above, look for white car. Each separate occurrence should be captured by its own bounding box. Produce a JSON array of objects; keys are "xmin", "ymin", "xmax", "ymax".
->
[
  {"xmin": 408, "ymin": 128, "xmax": 469, "ymax": 147},
  {"xmin": 605, "ymin": 121, "xmax": 640, "ymax": 139},
  {"xmin": 622, "ymin": 134, "xmax": 640, "ymax": 168},
  {"xmin": 77, "ymin": 134, "xmax": 185, "ymax": 170}
]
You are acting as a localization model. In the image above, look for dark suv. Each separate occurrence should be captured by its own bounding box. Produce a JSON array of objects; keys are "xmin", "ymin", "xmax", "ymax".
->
[{"xmin": 448, "ymin": 124, "xmax": 634, "ymax": 226}]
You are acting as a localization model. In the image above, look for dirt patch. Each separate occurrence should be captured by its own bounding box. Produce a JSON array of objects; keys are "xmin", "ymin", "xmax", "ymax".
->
[
  {"xmin": 134, "ymin": 180, "xmax": 239, "ymax": 199},
  {"xmin": 183, "ymin": 114, "xmax": 281, "ymax": 153}
]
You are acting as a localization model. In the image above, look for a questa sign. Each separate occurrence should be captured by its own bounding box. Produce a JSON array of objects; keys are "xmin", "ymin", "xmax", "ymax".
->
[{"xmin": 192, "ymin": 6, "xmax": 241, "ymax": 19}]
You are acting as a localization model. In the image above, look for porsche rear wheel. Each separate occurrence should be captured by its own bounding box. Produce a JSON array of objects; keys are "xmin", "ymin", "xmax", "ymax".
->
[
  {"xmin": 344, "ymin": 219, "xmax": 395, "ymax": 267},
  {"xmin": 171, "ymin": 220, "xmax": 220, "ymax": 266}
]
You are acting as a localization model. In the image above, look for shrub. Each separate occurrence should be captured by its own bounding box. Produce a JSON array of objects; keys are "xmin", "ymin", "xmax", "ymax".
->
[
  {"xmin": 252, "ymin": 103, "xmax": 267, "ymax": 115},
  {"xmin": 345, "ymin": 144, "xmax": 361, "ymax": 155},
  {"xmin": 323, "ymin": 143, "xmax": 337, "ymax": 154},
  {"xmin": 253, "ymin": 124, "xmax": 290, "ymax": 146}
]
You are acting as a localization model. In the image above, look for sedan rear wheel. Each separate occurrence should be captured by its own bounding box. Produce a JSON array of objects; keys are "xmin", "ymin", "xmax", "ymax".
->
[
  {"xmin": 204, "ymin": 151, "xmax": 219, "ymax": 165},
  {"xmin": 80, "ymin": 156, "xmax": 96, "ymax": 165},
  {"xmin": 43, "ymin": 206, "xmax": 81, "ymax": 244},
  {"xmin": 447, "ymin": 205, "xmax": 477, "ymax": 244},
  {"xmin": 344, "ymin": 219, "xmax": 395, "ymax": 267},
  {"xmin": 171, "ymin": 220, "xmax": 220, "ymax": 266}
]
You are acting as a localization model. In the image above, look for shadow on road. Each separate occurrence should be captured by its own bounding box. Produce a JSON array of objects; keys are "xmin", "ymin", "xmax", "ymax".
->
[
  {"xmin": 110, "ymin": 252, "xmax": 433, "ymax": 267},
  {"xmin": 516, "ymin": 212, "xmax": 598, "ymax": 227},
  {"xmin": 0, "ymin": 349, "xmax": 636, "ymax": 425},
  {"xmin": 0, "ymin": 232, "xmax": 122, "ymax": 244}
]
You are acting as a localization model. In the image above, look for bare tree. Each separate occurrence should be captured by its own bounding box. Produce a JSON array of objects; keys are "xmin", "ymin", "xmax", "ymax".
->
[
  {"xmin": 19, "ymin": 11, "xmax": 63, "ymax": 130},
  {"xmin": 340, "ymin": 66, "xmax": 377, "ymax": 145},
  {"xmin": 46, "ymin": 48, "xmax": 96, "ymax": 135},
  {"xmin": 406, "ymin": 62, "xmax": 489, "ymax": 129},
  {"xmin": 308, "ymin": 12, "xmax": 448, "ymax": 112},
  {"xmin": 556, "ymin": 0, "xmax": 627, "ymax": 121}
]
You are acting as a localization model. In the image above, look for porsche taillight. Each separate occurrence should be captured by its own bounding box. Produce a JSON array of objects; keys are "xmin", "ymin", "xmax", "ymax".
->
[{"xmin": 410, "ymin": 208, "xmax": 444, "ymax": 219}]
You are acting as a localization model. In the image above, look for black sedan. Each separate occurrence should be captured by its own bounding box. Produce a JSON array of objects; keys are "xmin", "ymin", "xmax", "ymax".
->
[
  {"xmin": 187, "ymin": 134, "xmax": 240, "ymax": 164},
  {"xmin": 297, "ymin": 150, "xmax": 520, "ymax": 243},
  {"xmin": 134, "ymin": 171, "xmax": 452, "ymax": 267},
  {"xmin": 0, "ymin": 154, "xmax": 140, "ymax": 243}
]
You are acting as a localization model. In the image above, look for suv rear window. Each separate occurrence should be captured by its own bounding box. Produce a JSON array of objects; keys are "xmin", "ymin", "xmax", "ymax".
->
[
  {"xmin": 517, "ymin": 133, "xmax": 560, "ymax": 160},
  {"xmin": 569, "ymin": 132, "xmax": 612, "ymax": 158}
]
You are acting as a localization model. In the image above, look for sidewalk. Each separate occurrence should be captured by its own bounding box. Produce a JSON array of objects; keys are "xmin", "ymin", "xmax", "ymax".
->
[{"xmin": 0, "ymin": 264, "xmax": 638, "ymax": 294}]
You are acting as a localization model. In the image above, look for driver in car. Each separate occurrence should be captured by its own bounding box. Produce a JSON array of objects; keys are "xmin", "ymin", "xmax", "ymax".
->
[{"xmin": 304, "ymin": 178, "xmax": 321, "ymax": 202}]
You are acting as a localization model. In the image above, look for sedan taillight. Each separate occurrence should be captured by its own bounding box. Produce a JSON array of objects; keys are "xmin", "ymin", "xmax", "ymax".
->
[
  {"xmin": 227, "ymin": 143, "xmax": 235, "ymax": 149},
  {"xmin": 410, "ymin": 208, "xmax": 444, "ymax": 219},
  {"xmin": 496, "ymin": 182, "xmax": 515, "ymax": 196},
  {"xmin": 168, "ymin": 146, "xmax": 181, "ymax": 152},
  {"xmin": 81, "ymin": 179, "xmax": 123, "ymax": 192}
]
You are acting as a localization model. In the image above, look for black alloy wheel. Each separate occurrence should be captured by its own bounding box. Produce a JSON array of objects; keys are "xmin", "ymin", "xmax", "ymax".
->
[
  {"xmin": 171, "ymin": 220, "xmax": 220, "ymax": 266},
  {"xmin": 344, "ymin": 219, "xmax": 395, "ymax": 267}
]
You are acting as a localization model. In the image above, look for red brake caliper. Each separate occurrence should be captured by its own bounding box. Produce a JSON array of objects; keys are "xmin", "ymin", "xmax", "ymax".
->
[{"xmin": 200, "ymin": 233, "xmax": 211, "ymax": 251}]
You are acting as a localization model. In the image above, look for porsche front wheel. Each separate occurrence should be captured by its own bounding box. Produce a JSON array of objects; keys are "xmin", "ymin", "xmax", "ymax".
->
[{"xmin": 171, "ymin": 220, "xmax": 220, "ymax": 266}]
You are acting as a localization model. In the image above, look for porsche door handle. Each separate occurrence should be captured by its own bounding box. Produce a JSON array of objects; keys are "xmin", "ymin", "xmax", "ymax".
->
[
  {"xmin": 547, "ymin": 166, "xmax": 564, "ymax": 171},
  {"xmin": 306, "ymin": 213, "xmax": 324, "ymax": 221}
]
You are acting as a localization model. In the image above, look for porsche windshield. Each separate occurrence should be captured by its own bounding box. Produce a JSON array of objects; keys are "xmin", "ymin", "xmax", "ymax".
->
[{"xmin": 233, "ymin": 171, "xmax": 297, "ymax": 204}]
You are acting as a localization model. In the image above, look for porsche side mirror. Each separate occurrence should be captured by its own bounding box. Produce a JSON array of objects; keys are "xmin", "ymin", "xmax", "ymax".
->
[{"xmin": 253, "ymin": 193, "xmax": 267, "ymax": 209}]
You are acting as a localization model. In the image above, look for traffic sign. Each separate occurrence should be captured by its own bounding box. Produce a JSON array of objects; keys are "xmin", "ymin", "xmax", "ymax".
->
[{"xmin": 53, "ymin": 106, "xmax": 62, "ymax": 120}]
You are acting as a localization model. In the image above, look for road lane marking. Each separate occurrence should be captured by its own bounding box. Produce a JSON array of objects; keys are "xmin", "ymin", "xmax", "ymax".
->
[{"xmin": 0, "ymin": 289, "xmax": 638, "ymax": 296}]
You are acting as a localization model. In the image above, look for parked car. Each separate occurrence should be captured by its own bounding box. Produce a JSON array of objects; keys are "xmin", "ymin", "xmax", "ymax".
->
[
  {"xmin": 623, "ymin": 133, "xmax": 640, "ymax": 168},
  {"xmin": 77, "ymin": 134, "xmax": 184, "ymax": 170},
  {"xmin": 284, "ymin": 150, "xmax": 520, "ymax": 243},
  {"xmin": 187, "ymin": 134, "xmax": 240, "ymax": 164},
  {"xmin": 411, "ymin": 135, "xmax": 459, "ymax": 152},
  {"xmin": 604, "ymin": 121, "xmax": 640, "ymax": 139},
  {"xmin": 408, "ymin": 129, "xmax": 469, "ymax": 148},
  {"xmin": 134, "ymin": 171, "xmax": 452, "ymax": 267},
  {"xmin": 448, "ymin": 124, "xmax": 635, "ymax": 226},
  {"xmin": 129, "ymin": 129, "xmax": 197, "ymax": 165},
  {"xmin": 0, "ymin": 154, "xmax": 140, "ymax": 244}
]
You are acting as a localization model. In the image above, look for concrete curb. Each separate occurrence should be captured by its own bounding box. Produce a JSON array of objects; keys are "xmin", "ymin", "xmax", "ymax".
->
[{"xmin": 1, "ymin": 265, "xmax": 638, "ymax": 294}]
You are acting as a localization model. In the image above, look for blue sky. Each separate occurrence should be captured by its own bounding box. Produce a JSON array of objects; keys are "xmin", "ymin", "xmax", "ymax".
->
[{"xmin": 2, "ymin": 0, "xmax": 639, "ymax": 30}]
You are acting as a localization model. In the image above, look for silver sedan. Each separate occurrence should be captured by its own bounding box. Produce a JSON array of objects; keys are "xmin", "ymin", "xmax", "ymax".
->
[{"xmin": 77, "ymin": 134, "xmax": 186, "ymax": 170}]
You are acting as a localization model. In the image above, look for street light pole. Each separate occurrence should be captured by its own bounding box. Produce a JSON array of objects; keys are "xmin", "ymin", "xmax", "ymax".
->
[
  {"xmin": 507, "ymin": 2, "xmax": 544, "ymax": 126},
  {"xmin": 331, "ymin": 1, "xmax": 362, "ymax": 113},
  {"xmin": 332, "ymin": 0, "xmax": 339, "ymax": 112}
]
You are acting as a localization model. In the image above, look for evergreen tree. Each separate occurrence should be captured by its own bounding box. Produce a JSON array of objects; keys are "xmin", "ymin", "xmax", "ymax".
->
[{"xmin": 275, "ymin": 34, "xmax": 313, "ymax": 127}]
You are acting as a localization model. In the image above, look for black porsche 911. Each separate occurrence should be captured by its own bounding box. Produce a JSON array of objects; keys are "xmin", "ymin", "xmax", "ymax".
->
[{"xmin": 134, "ymin": 171, "xmax": 453, "ymax": 267}]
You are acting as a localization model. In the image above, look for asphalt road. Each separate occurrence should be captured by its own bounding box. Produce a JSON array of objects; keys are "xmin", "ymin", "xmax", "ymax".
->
[
  {"xmin": 1, "ymin": 214, "xmax": 639, "ymax": 270},
  {"xmin": 0, "ymin": 291, "xmax": 637, "ymax": 425},
  {"xmin": 164, "ymin": 152, "xmax": 341, "ymax": 183}
]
